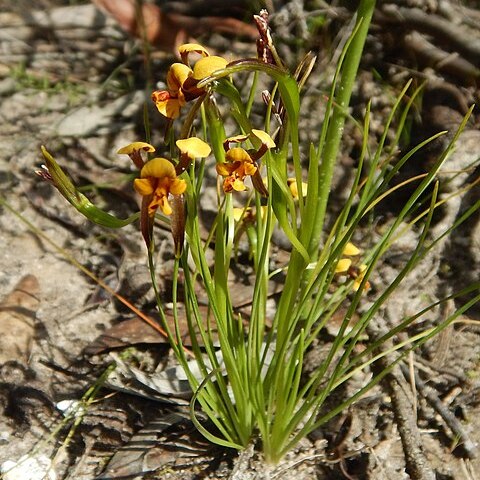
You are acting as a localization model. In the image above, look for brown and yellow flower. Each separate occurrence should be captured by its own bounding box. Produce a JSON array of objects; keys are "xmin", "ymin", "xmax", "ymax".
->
[
  {"xmin": 334, "ymin": 242, "xmax": 370, "ymax": 291},
  {"xmin": 152, "ymin": 44, "xmax": 228, "ymax": 119},
  {"xmin": 216, "ymin": 147, "xmax": 258, "ymax": 193},
  {"xmin": 233, "ymin": 206, "xmax": 268, "ymax": 223},
  {"xmin": 287, "ymin": 178, "xmax": 308, "ymax": 200},
  {"xmin": 134, "ymin": 158, "xmax": 186, "ymax": 217},
  {"xmin": 351, "ymin": 264, "xmax": 369, "ymax": 292},
  {"xmin": 216, "ymin": 129, "xmax": 275, "ymax": 195},
  {"xmin": 335, "ymin": 242, "xmax": 361, "ymax": 274}
]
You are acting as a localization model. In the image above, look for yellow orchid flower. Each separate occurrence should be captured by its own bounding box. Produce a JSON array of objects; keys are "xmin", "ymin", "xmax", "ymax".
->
[
  {"xmin": 287, "ymin": 178, "xmax": 308, "ymax": 199},
  {"xmin": 134, "ymin": 158, "xmax": 186, "ymax": 217},
  {"xmin": 216, "ymin": 147, "xmax": 258, "ymax": 193},
  {"xmin": 352, "ymin": 264, "xmax": 370, "ymax": 292},
  {"xmin": 152, "ymin": 43, "xmax": 228, "ymax": 120},
  {"xmin": 216, "ymin": 130, "xmax": 275, "ymax": 195},
  {"xmin": 334, "ymin": 242, "xmax": 371, "ymax": 292}
]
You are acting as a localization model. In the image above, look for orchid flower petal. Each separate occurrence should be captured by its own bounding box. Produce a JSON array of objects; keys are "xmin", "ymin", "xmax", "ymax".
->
[
  {"xmin": 192, "ymin": 56, "xmax": 228, "ymax": 80},
  {"xmin": 117, "ymin": 142, "xmax": 155, "ymax": 155},
  {"xmin": 176, "ymin": 137, "xmax": 211, "ymax": 159},
  {"xmin": 179, "ymin": 43, "xmax": 210, "ymax": 64},
  {"xmin": 140, "ymin": 158, "xmax": 177, "ymax": 179},
  {"xmin": 335, "ymin": 258, "xmax": 352, "ymax": 274},
  {"xmin": 251, "ymin": 129, "xmax": 276, "ymax": 148},
  {"xmin": 343, "ymin": 242, "xmax": 361, "ymax": 256}
]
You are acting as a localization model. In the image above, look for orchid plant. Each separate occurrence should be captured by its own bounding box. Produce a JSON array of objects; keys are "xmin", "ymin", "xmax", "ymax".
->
[{"xmin": 38, "ymin": 1, "xmax": 479, "ymax": 464}]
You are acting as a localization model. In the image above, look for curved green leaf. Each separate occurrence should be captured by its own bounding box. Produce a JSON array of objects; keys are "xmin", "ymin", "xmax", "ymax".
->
[{"xmin": 40, "ymin": 146, "xmax": 139, "ymax": 228}]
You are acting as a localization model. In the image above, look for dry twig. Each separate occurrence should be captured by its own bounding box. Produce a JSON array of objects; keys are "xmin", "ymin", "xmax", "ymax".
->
[
  {"xmin": 367, "ymin": 324, "xmax": 436, "ymax": 480},
  {"xmin": 399, "ymin": 363, "xmax": 477, "ymax": 460}
]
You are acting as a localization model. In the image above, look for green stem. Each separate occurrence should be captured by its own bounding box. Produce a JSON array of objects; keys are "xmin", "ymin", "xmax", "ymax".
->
[{"xmin": 309, "ymin": 0, "xmax": 376, "ymax": 255}]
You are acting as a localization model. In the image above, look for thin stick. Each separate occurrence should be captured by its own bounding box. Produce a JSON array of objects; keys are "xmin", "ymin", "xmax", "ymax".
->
[
  {"xmin": 399, "ymin": 363, "xmax": 477, "ymax": 459},
  {"xmin": 367, "ymin": 323, "xmax": 436, "ymax": 480}
]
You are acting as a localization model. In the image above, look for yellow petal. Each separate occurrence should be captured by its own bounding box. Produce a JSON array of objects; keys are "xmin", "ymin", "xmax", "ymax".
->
[
  {"xmin": 153, "ymin": 97, "xmax": 182, "ymax": 119},
  {"xmin": 288, "ymin": 179, "xmax": 298, "ymax": 198},
  {"xmin": 233, "ymin": 207, "xmax": 247, "ymax": 222},
  {"xmin": 134, "ymin": 178, "xmax": 154, "ymax": 196},
  {"xmin": 216, "ymin": 162, "xmax": 236, "ymax": 176},
  {"xmin": 287, "ymin": 178, "xmax": 308, "ymax": 199},
  {"xmin": 179, "ymin": 43, "xmax": 210, "ymax": 64},
  {"xmin": 176, "ymin": 137, "xmax": 211, "ymax": 158},
  {"xmin": 244, "ymin": 163, "xmax": 257, "ymax": 176},
  {"xmin": 226, "ymin": 147, "xmax": 251, "ymax": 163},
  {"xmin": 141, "ymin": 158, "xmax": 176, "ymax": 179},
  {"xmin": 335, "ymin": 258, "xmax": 352, "ymax": 274},
  {"xmin": 167, "ymin": 63, "xmax": 192, "ymax": 92},
  {"xmin": 160, "ymin": 197, "xmax": 173, "ymax": 216},
  {"xmin": 169, "ymin": 178, "xmax": 187, "ymax": 195},
  {"xmin": 232, "ymin": 178, "xmax": 247, "ymax": 191},
  {"xmin": 353, "ymin": 278, "xmax": 370, "ymax": 292},
  {"xmin": 117, "ymin": 142, "xmax": 155, "ymax": 155},
  {"xmin": 251, "ymin": 129, "xmax": 276, "ymax": 148},
  {"xmin": 225, "ymin": 134, "xmax": 249, "ymax": 145},
  {"xmin": 352, "ymin": 265, "xmax": 369, "ymax": 291},
  {"xmin": 353, "ymin": 279, "xmax": 367, "ymax": 292},
  {"xmin": 150, "ymin": 195, "xmax": 173, "ymax": 216},
  {"xmin": 343, "ymin": 242, "xmax": 361, "ymax": 256},
  {"xmin": 192, "ymin": 56, "xmax": 228, "ymax": 80}
]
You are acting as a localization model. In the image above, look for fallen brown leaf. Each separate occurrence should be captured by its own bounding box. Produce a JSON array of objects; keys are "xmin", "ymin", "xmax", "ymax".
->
[
  {"xmin": 0, "ymin": 275, "xmax": 40, "ymax": 364},
  {"xmin": 91, "ymin": 0, "xmax": 257, "ymax": 52},
  {"xmin": 85, "ymin": 304, "xmax": 216, "ymax": 355}
]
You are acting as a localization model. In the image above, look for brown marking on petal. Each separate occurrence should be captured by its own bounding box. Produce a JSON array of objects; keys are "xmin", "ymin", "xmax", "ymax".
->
[
  {"xmin": 216, "ymin": 162, "xmax": 237, "ymax": 176},
  {"xmin": 152, "ymin": 90, "xmax": 171, "ymax": 103},
  {"xmin": 223, "ymin": 134, "xmax": 249, "ymax": 152},
  {"xmin": 223, "ymin": 176, "xmax": 236, "ymax": 193},
  {"xmin": 181, "ymin": 76, "xmax": 204, "ymax": 100}
]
